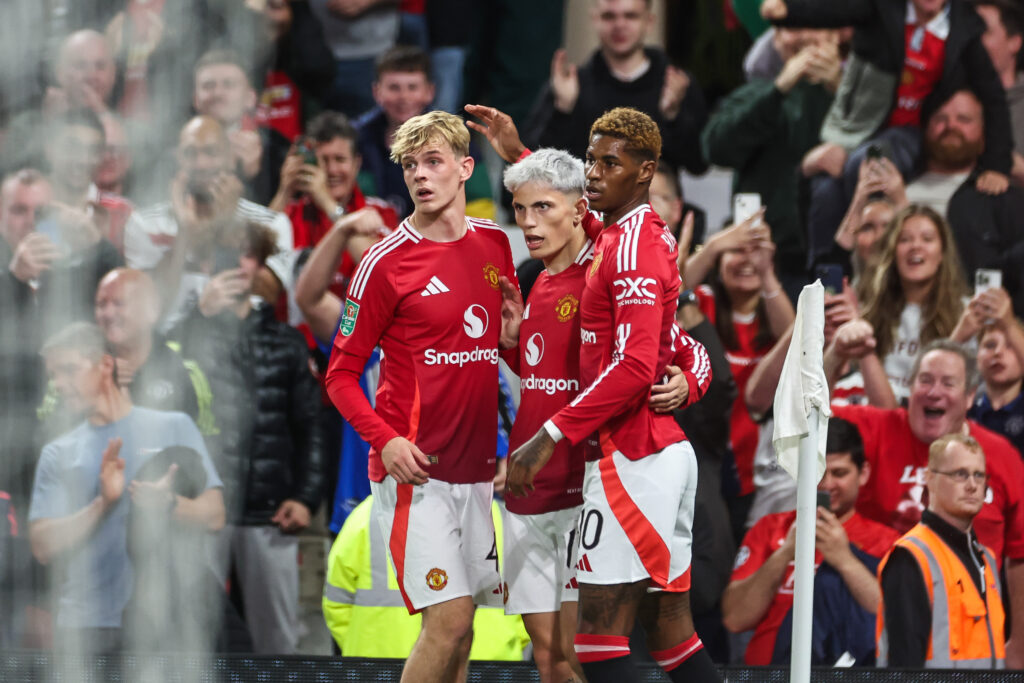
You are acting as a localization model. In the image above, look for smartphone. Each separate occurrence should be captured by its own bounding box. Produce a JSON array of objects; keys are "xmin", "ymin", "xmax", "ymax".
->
[
  {"xmin": 866, "ymin": 140, "xmax": 893, "ymax": 162},
  {"xmin": 187, "ymin": 176, "xmax": 214, "ymax": 204},
  {"xmin": 34, "ymin": 205, "xmax": 69, "ymax": 254},
  {"xmin": 975, "ymin": 268, "xmax": 1002, "ymax": 295},
  {"xmin": 815, "ymin": 264, "xmax": 844, "ymax": 296},
  {"xmin": 816, "ymin": 490, "xmax": 831, "ymax": 511},
  {"xmin": 212, "ymin": 246, "xmax": 242, "ymax": 275},
  {"xmin": 733, "ymin": 193, "xmax": 762, "ymax": 225},
  {"xmin": 297, "ymin": 137, "xmax": 318, "ymax": 166}
]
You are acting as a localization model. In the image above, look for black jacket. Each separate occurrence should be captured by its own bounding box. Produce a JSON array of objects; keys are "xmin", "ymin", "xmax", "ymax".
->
[
  {"xmin": 946, "ymin": 172, "xmax": 1024, "ymax": 318},
  {"xmin": 176, "ymin": 301, "xmax": 325, "ymax": 525},
  {"xmin": 523, "ymin": 47, "xmax": 709, "ymax": 175},
  {"xmin": 778, "ymin": 0, "xmax": 1012, "ymax": 175}
]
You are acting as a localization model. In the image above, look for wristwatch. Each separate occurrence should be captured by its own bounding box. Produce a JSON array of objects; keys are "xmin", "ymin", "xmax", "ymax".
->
[
  {"xmin": 331, "ymin": 204, "xmax": 345, "ymax": 221},
  {"xmin": 678, "ymin": 289, "xmax": 698, "ymax": 307}
]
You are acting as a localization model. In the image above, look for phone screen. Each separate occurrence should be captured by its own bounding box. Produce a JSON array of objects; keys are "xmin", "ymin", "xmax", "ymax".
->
[
  {"xmin": 816, "ymin": 490, "xmax": 831, "ymax": 511},
  {"xmin": 815, "ymin": 264, "xmax": 844, "ymax": 295}
]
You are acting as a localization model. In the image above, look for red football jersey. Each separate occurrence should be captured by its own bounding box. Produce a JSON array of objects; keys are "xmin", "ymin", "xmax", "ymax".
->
[
  {"xmin": 696, "ymin": 286, "xmax": 769, "ymax": 496},
  {"xmin": 731, "ymin": 510, "xmax": 899, "ymax": 665},
  {"xmin": 507, "ymin": 241, "xmax": 593, "ymax": 515},
  {"xmin": 325, "ymin": 217, "xmax": 518, "ymax": 484},
  {"xmin": 833, "ymin": 403, "xmax": 1024, "ymax": 564},
  {"xmin": 888, "ymin": 14, "xmax": 948, "ymax": 128},
  {"xmin": 550, "ymin": 205, "xmax": 711, "ymax": 460}
]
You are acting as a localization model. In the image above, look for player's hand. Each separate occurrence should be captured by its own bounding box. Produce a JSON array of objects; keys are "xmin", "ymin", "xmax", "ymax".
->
[
  {"xmin": 9, "ymin": 232, "xmax": 61, "ymax": 282},
  {"xmin": 814, "ymin": 505, "xmax": 854, "ymax": 566},
  {"xmin": 761, "ymin": 0, "xmax": 788, "ymax": 20},
  {"xmin": 507, "ymin": 429, "xmax": 556, "ymax": 498},
  {"xmin": 230, "ymin": 129, "xmax": 263, "ymax": 180},
  {"xmin": 499, "ymin": 275, "xmax": 524, "ymax": 350},
  {"xmin": 464, "ymin": 104, "xmax": 527, "ymax": 164},
  {"xmin": 129, "ymin": 463, "xmax": 178, "ymax": 513},
  {"xmin": 271, "ymin": 499, "xmax": 312, "ymax": 533},
  {"xmin": 832, "ymin": 318, "xmax": 877, "ymax": 359},
  {"xmin": 659, "ymin": 65, "xmax": 690, "ymax": 120},
  {"xmin": 382, "ymin": 436, "xmax": 431, "ymax": 485},
  {"xmin": 977, "ymin": 170, "xmax": 1009, "ymax": 196},
  {"xmin": 650, "ymin": 365, "xmax": 689, "ymax": 413},
  {"xmin": 550, "ymin": 49, "xmax": 580, "ymax": 113},
  {"xmin": 676, "ymin": 210, "xmax": 694, "ymax": 284},
  {"xmin": 99, "ymin": 438, "xmax": 126, "ymax": 508},
  {"xmin": 199, "ymin": 268, "xmax": 248, "ymax": 317}
]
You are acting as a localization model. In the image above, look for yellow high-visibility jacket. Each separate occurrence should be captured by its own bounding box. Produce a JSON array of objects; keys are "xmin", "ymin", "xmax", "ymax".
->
[{"xmin": 323, "ymin": 495, "xmax": 530, "ymax": 659}]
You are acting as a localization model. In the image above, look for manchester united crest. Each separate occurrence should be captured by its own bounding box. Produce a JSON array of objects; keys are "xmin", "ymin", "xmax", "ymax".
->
[
  {"xmin": 556, "ymin": 293, "xmax": 579, "ymax": 322},
  {"xmin": 426, "ymin": 567, "xmax": 448, "ymax": 591},
  {"xmin": 588, "ymin": 252, "xmax": 603, "ymax": 278},
  {"xmin": 483, "ymin": 263, "xmax": 500, "ymax": 290}
]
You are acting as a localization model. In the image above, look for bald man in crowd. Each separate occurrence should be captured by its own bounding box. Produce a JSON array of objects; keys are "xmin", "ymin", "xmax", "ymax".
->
[
  {"xmin": 1, "ymin": 30, "xmax": 118, "ymax": 176},
  {"xmin": 124, "ymin": 115, "xmax": 293, "ymax": 331},
  {"xmin": 94, "ymin": 268, "xmax": 207, "ymax": 427}
]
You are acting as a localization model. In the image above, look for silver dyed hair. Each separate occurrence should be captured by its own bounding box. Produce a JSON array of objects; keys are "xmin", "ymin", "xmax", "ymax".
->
[{"xmin": 503, "ymin": 148, "xmax": 585, "ymax": 196}]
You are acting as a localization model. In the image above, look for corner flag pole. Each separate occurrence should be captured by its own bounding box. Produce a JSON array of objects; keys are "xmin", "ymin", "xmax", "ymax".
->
[{"xmin": 770, "ymin": 282, "xmax": 829, "ymax": 683}]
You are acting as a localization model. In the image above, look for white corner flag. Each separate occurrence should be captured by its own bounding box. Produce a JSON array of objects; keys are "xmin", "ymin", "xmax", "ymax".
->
[
  {"xmin": 772, "ymin": 281, "xmax": 831, "ymax": 480},
  {"xmin": 772, "ymin": 281, "xmax": 832, "ymax": 683}
]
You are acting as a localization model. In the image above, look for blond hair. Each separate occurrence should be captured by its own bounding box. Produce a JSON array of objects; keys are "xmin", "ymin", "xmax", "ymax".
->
[
  {"xmin": 928, "ymin": 432, "xmax": 983, "ymax": 469},
  {"xmin": 859, "ymin": 204, "xmax": 967, "ymax": 359},
  {"xmin": 389, "ymin": 111, "xmax": 470, "ymax": 163},
  {"xmin": 589, "ymin": 107, "xmax": 662, "ymax": 162}
]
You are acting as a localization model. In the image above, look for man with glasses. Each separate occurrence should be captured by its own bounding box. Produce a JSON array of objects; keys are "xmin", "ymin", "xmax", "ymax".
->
[
  {"xmin": 876, "ymin": 432, "xmax": 1005, "ymax": 668},
  {"xmin": 828, "ymin": 339, "xmax": 1024, "ymax": 666}
]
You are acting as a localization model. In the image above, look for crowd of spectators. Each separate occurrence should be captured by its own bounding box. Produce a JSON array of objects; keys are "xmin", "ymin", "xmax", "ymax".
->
[{"xmin": 1, "ymin": 0, "xmax": 1024, "ymax": 673}]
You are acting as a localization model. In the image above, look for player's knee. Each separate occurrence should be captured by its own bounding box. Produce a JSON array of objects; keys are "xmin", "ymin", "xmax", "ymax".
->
[{"xmin": 422, "ymin": 599, "xmax": 475, "ymax": 647}]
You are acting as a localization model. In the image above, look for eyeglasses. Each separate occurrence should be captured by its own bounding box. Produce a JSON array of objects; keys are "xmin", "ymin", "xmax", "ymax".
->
[{"xmin": 930, "ymin": 468, "xmax": 989, "ymax": 485}]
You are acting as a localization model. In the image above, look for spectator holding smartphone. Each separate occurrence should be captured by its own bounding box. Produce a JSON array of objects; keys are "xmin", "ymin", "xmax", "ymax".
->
[
  {"xmin": 125, "ymin": 116, "xmax": 293, "ymax": 332},
  {"xmin": 827, "ymin": 205, "xmax": 973, "ymax": 407},
  {"xmin": 690, "ymin": 218, "xmax": 795, "ymax": 542},
  {"xmin": 961, "ymin": 285, "xmax": 1024, "ymax": 454},
  {"xmin": 270, "ymin": 111, "xmax": 396, "ymax": 304}
]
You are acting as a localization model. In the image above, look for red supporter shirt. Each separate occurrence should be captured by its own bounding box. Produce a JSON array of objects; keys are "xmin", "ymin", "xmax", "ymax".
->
[
  {"xmin": 285, "ymin": 186, "xmax": 399, "ymax": 300},
  {"xmin": 695, "ymin": 286, "xmax": 768, "ymax": 496},
  {"xmin": 888, "ymin": 8, "xmax": 949, "ymax": 128},
  {"xmin": 506, "ymin": 242, "xmax": 592, "ymax": 515},
  {"xmin": 550, "ymin": 205, "xmax": 711, "ymax": 460},
  {"xmin": 731, "ymin": 510, "xmax": 899, "ymax": 665},
  {"xmin": 833, "ymin": 403, "xmax": 1024, "ymax": 564},
  {"xmin": 325, "ymin": 217, "xmax": 518, "ymax": 484}
]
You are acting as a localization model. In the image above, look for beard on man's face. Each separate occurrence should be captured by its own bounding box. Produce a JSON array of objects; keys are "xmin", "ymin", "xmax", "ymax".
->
[{"xmin": 926, "ymin": 129, "xmax": 984, "ymax": 169}]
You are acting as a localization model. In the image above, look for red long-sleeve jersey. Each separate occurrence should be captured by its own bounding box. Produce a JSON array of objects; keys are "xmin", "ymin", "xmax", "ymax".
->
[
  {"xmin": 550, "ymin": 205, "xmax": 711, "ymax": 460},
  {"xmin": 324, "ymin": 217, "xmax": 518, "ymax": 484}
]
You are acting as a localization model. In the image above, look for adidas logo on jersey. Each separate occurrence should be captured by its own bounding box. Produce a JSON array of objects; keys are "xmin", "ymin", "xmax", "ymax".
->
[
  {"xmin": 575, "ymin": 554, "xmax": 593, "ymax": 572},
  {"xmin": 421, "ymin": 276, "xmax": 451, "ymax": 296}
]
